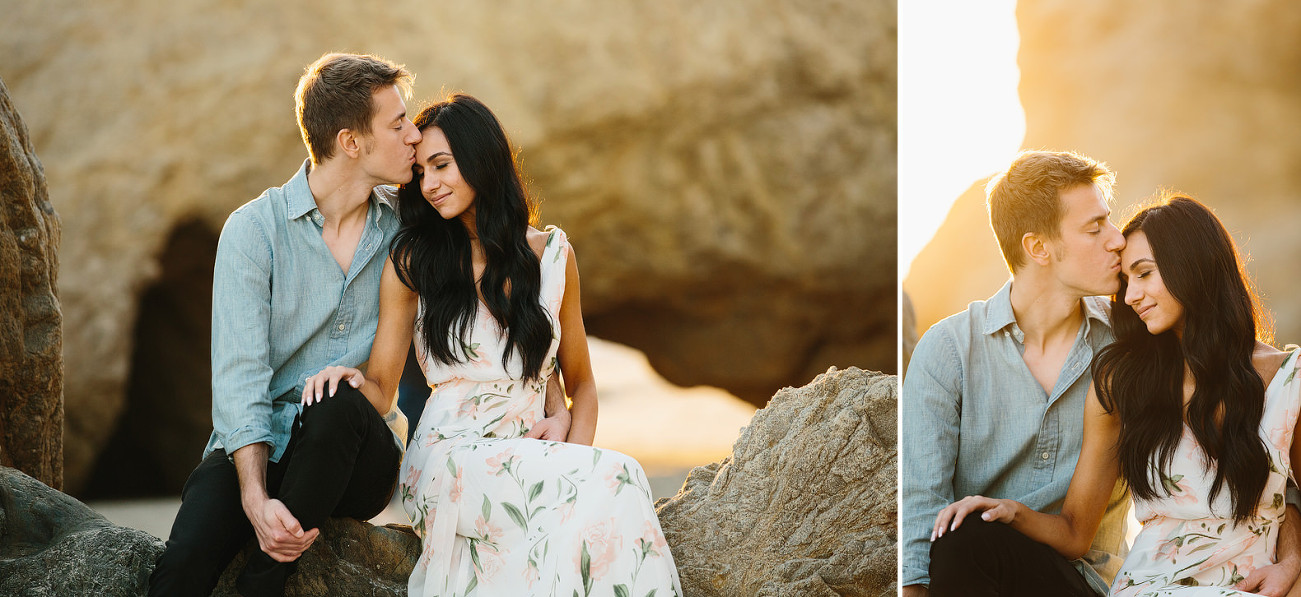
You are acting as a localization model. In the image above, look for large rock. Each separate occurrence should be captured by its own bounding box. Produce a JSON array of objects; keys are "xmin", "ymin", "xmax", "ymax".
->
[
  {"xmin": 0, "ymin": 465, "xmax": 420, "ymax": 596},
  {"xmin": 654, "ymin": 367, "xmax": 897, "ymax": 597},
  {"xmin": 0, "ymin": 0, "xmax": 896, "ymax": 494},
  {"xmin": 0, "ymin": 75, "xmax": 62, "ymax": 490},
  {"xmin": 0, "ymin": 466, "xmax": 161, "ymax": 596},
  {"xmin": 213, "ymin": 519, "xmax": 420, "ymax": 597},
  {"xmin": 907, "ymin": 3, "xmax": 1301, "ymax": 339}
]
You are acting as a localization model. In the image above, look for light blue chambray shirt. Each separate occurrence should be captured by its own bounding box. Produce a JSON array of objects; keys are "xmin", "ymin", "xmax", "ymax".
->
[
  {"xmin": 203, "ymin": 160, "xmax": 405, "ymax": 462},
  {"xmin": 901, "ymin": 280, "xmax": 1130, "ymax": 595}
]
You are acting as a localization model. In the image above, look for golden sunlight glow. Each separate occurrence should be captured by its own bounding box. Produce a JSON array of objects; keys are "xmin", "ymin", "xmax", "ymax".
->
[{"xmin": 898, "ymin": 0, "xmax": 1024, "ymax": 278}]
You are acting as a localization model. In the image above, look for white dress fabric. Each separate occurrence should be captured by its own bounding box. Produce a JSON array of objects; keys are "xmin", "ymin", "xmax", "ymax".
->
[
  {"xmin": 1111, "ymin": 349, "xmax": 1301, "ymax": 596},
  {"xmin": 399, "ymin": 227, "xmax": 682, "ymax": 597}
]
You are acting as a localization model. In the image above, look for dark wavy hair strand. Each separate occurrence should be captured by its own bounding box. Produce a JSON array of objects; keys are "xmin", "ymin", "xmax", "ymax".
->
[
  {"xmin": 1092, "ymin": 194, "xmax": 1269, "ymax": 523},
  {"xmin": 391, "ymin": 94, "xmax": 551, "ymax": 381}
]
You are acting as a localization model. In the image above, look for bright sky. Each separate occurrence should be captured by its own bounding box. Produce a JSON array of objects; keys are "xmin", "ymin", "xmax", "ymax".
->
[{"xmin": 898, "ymin": 0, "xmax": 1025, "ymax": 279}]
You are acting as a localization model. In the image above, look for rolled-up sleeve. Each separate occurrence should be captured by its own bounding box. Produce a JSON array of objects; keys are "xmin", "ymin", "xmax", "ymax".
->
[
  {"xmin": 900, "ymin": 323, "xmax": 964, "ymax": 587},
  {"xmin": 210, "ymin": 210, "xmax": 275, "ymax": 456}
]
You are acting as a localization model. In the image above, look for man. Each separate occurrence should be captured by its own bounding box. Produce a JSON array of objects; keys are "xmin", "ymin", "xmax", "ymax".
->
[
  {"xmin": 901, "ymin": 150, "xmax": 1130, "ymax": 596},
  {"xmin": 902, "ymin": 151, "xmax": 1301, "ymax": 596},
  {"xmin": 148, "ymin": 53, "xmax": 569, "ymax": 596}
]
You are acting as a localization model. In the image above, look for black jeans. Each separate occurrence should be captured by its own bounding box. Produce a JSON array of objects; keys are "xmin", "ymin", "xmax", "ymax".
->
[
  {"xmin": 929, "ymin": 517, "xmax": 1100, "ymax": 597},
  {"xmin": 147, "ymin": 385, "xmax": 401, "ymax": 597}
]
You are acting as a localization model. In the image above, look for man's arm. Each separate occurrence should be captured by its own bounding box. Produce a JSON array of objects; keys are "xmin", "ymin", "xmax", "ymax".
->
[
  {"xmin": 901, "ymin": 324, "xmax": 965, "ymax": 590},
  {"xmin": 234, "ymin": 443, "xmax": 318, "ymax": 562},
  {"xmin": 524, "ymin": 369, "xmax": 571, "ymax": 441},
  {"xmin": 210, "ymin": 211, "xmax": 315, "ymax": 558},
  {"xmin": 210, "ymin": 211, "xmax": 278, "ymax": 458}
]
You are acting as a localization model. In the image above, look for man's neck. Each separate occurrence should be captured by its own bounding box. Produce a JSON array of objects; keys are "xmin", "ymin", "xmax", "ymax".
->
[
  {"xmin": 305, "ymin": 159, "xmax": 376, "ymax": 232},
  {"xmin": 1007, "ymin": 271, "xmax": 1087, "ymax": 352}
]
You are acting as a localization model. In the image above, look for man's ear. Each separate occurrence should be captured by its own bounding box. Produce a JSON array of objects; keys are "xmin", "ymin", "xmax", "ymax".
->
[
  {"xmin": 1022, "ymin": 232, "xmax": 1052, "ymax": 267},
  {"xmin": 337, "ymin": 128, "xmax": 361, "ymax": 159}
]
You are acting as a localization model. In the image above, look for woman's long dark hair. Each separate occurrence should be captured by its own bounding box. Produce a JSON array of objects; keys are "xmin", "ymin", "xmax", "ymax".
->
[
  {"xmin": 1093, "ymin": 194, "xmax": 1270, "ymax": 522},
  {"xmin": 391, "ymin": 94, "xmax": 551, "ymax": 380}
]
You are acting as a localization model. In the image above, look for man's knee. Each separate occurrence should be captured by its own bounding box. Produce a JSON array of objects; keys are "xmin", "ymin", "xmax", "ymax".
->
[
  {"xmin": 930, "ymin": 516, "xmax": 1006, "ymax": 569},
  {"xmin": 300, "ymin": 383, "xmax": 373, "ymax": 429}
]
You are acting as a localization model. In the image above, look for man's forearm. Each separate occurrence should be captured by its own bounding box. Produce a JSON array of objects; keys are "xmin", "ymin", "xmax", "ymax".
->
[
  {"xmin": 543, "ymin": 373, "xmax": 568, "ymax": 418},
  {"xmin": 1280, "ymin": 504, "xmax": 1301, "ymax": 571},
  {"xmin": 232, "ymin": 442, "xmax": 271, "ymax": 512}
]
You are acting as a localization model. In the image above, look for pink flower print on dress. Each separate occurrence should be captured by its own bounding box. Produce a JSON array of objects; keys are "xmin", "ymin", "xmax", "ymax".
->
[
  {"xmin": 524, "ymin": 559, "xmax": 541, "ymax": 588},
  {"xmin": 557, "ymin": 497, "xmax": 577, "ymax": 524},
  {"xmin": 1154, "ymin": 536, "xmax": 1180, "ymax": 563},
  {"xmin": 404, "ymin": 465, "xmax": 421, "ymax": 494},
  {"xmin": 575, "ymin": 518, "xmax": 622, "ymax": 581},
  {"xmin": 1268, "ymin": 404, "xmax": 1299, "ymax": 454},
  {"xmin": 449, "ymin": 468, "xmax": 465, "ymax": 504},
  {"xmin": 486, "ymin": 448, "xmax": 517, "ymax": 476},
  {"xmin": 1197, "ymin": 533, "xmax": 1258, "ymax": 572},
  {"xmin": 474, "ymin": 542, "xmax": 506, "ymax": 582},
  {"xmin": 474, "ymin": 514, "xmax": 503, "ymax": 544},
  {"xmin": 460, "ymin": 339, "xmax": 494, "ymax": 372},
  {"xmin": 640, "ymin": 520, "xmax": 669, "ymax": 558}
]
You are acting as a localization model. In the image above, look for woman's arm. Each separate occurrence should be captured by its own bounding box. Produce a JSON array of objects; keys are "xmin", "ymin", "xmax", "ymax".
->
[
  {"xmin": 933, "ymin": 384, "xmax": 1121, "ymax": 560},
  {"xmin": 555, "ymin": 243, "xmax": 597, "ymax": 445},
  {"xmin": 302, "ymin": 257, "xmax": 417, "ymax": 415}
]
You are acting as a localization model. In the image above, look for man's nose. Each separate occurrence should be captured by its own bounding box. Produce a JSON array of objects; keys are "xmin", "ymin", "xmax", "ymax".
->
[{"xmin": 1105, "ymin": 224, "xmax": 1125, "ymax": 252}]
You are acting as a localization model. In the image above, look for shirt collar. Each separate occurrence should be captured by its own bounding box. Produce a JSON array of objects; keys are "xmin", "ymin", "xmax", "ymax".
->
[
  {"xmin": 285, "ymin": 160, "xmax": 316, "ymax": 221},
  {"xmin": 285, "ymin": 159, "xmax": 395, "ymax": 226},
  {"xmin": 983, "ymin": 279, "xmax": 1018, "ymax": 336},
  {"xmin": 983, "ymin": 278, "xmax": 1114, "ymax": 338}
]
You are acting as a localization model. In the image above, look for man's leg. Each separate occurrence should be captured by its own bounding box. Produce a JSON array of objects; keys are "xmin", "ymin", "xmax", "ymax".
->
[
  {"xmin": 235, "ymin": 385, "xmax": 401, "ymax": 597},
  {"xmin": 148, "ymin": 450, "xmax": 254, "ymax": 597},
  {"xmin": 929, "ymin": 517, "xmax": 1098, "ymax": 597}
]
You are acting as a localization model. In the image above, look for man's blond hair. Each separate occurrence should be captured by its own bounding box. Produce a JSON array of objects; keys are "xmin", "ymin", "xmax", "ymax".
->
[{"xmin": 294, "ymin": 53, "xmax": 413, "ymax": 165}]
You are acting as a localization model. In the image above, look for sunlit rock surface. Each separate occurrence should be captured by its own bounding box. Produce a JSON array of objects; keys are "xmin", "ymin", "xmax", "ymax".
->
[
  {"xmin": 0, "ymin": 76, "xmax": 62, "ymax": 490},
  {"xmin": 906, "ymin": 3, "xmax": 1301, "ymax": 338},
  {"xmin": 655, "ymin": 367, "xmax": 897, "ymax": 597},
  {"xmin": 0, "ymin": 0, "xmax": 895, "ymax": 493}
]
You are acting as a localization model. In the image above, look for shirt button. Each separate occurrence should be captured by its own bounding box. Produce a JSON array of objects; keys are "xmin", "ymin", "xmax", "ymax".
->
[
  {"xmin": 1041, "ymin": 452, "xmax": 1050, "ymax": 460},
  {"xmin": 337, "ymin": 323, "xmax": 346, "ymax": 331}
]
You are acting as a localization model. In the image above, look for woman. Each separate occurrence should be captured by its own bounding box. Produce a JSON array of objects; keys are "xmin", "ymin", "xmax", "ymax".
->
[
  {"xmin": 933, "ymin": 195, "xmax": 1301, "ymax": 596},
  {"xmin": 304, "ymin": 94, "xmax": 681, "ymax": 596}
]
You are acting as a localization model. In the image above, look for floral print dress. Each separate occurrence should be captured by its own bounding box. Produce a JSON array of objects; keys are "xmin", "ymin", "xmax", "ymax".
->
[
  {"xmin": 1112, "ymin": 348, "xmax": 1301, "ymax": 596},
  {"xmin": 399, "ymin": 227, "xmax": 681, "ymax": 597}
]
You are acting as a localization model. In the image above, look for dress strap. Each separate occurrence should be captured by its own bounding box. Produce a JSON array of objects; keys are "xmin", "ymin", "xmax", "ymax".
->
[{"xmin": 539, "ymin": 226, "xmax": 569, "ymax": 312}]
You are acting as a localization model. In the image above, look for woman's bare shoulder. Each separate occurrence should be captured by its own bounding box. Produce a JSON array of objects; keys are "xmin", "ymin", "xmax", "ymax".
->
[
  {"xmin": 525, "ymin": 226, "xmax": 550, "ymax": 259},
  {"xmin": 1253, "ymin": 341, "xmax": 1293, "ymax": 386}
]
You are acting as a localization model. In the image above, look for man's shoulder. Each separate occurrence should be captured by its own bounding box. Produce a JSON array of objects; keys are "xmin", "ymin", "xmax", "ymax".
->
[{"xmin": 924, "ymin": 292, "xmax": 1003, "ymax": 338}]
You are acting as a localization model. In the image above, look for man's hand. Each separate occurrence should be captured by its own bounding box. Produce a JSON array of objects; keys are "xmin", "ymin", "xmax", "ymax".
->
[
  {"xmin": 524, "ymin": 413, "xmax": 571, "ymax": 441},
  {"xmin": 902, "ymin": 585, "xmax": 929, "ymax": 597},
  {"xmin": 243, "ymin": 495, "xmax": 319, "ymax": 563},
  {"xmin": 1235, "ymin": 560, "xmax": 1300, "ymax": 597}
]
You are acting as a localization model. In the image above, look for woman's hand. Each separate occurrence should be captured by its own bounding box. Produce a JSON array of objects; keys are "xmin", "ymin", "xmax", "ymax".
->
[
  {"xmin": 931, "ymin": 495, "xmax": 1020, "ymax": 541},
  {"xmin": 301, "ymin": 366, "xmax": 366, "ymax": 405}
]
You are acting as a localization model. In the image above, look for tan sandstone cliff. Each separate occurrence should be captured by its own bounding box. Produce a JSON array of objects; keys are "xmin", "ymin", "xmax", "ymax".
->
[
  {"xmin": 0, "ymin": 0, "xmax": 895, "ymax": 494},
  {"xmin": 907, "ymin": 2, "xmax": 1301, "ymax": 345}
]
